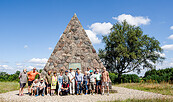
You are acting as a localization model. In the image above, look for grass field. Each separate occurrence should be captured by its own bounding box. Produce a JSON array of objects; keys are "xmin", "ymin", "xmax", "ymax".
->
[
  {"xmin": 114, "ymin": 82, "xmax": 173, "ymax": 96},
  {"xmin": 0, "ymin": 82, "xmax": 20, "ymax": 94},
  {"xmin": 102, "ymin": 98, "xmax": 173, "ymax": 102}
]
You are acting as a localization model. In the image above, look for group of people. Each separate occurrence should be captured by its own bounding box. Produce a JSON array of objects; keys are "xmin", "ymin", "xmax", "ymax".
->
[{"xmin": 18, "ymin": 67, "xmax": 110, "ymax": 96}]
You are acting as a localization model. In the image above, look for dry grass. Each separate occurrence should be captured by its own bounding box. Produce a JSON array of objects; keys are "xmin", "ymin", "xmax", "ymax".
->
[
  {"xmin": 0, "ymin": 82, "xmax": 20, "ymax": 94},
  {"xmin": 114, "ymin": 82, "xmax": 173, "ymax": 96}
]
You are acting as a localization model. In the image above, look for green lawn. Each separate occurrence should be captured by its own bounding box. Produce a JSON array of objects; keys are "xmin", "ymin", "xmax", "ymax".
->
[
  {"xmin": 114, "ymin": 83, "xmax": 173, "ymax": 96},
  {"xmin": 101, "ymin": 98, "xmax": 173, "ymax": 102},
  {"xmin": 0, "ymin": 82, "xmax": 20, "ymax": 93}
]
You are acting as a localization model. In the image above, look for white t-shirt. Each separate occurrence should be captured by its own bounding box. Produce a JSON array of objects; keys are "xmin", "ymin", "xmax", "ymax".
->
[
  {"xmin": 68, "ymin": 71, "xmax": 75, "ymax": 81},
  {"xmin": 89, "ymin": 74, "xmax": 96, "ymax": 83}
]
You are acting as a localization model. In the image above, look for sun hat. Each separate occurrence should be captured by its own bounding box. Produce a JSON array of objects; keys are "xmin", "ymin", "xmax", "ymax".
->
[
  {"xmin": 41, "ymin": 78, "xmax": 44, "ymax": 81},
  {"xmin": 65, "ymin": 70, "xmax": 68, "ymax": 72},
  {"xmin": 70, "ymin": 68, "xmax": 72, "ymax": 70},
  {"xmin": 90, "ymin": 70, "xmax": 93, "ymax": 72}
]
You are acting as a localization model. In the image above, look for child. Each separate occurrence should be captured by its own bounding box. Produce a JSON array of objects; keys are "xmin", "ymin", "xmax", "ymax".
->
[
  {"xmin": 83, "ymin": 71, "xmax": 89, "ymax": 95},
  {"xmin": 51, "ymin": 72, "xmax": 57, "ymax": 96},
  {"xmin": 31, "ymin": 79, "xmax": 39, "ymax": 96},
  {"xmin": 58, "ymin": 71, "xmax": 63, "ymax": 96}
]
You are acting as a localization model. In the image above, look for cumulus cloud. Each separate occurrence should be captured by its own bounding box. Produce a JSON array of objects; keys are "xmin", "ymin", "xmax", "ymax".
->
[
  {"xmin": 162, "ymin": 44, "xmax": 173, "ymax": 50},
  {"xmin": 168, "ymin": 34, "xmax": 173, "ymax": 40},
  {"xmin": 85, "ymin": 30, "xmax": 101, "ymax": 44},
  {"xmin": 48, "ymin": 47, "xmax": 53, "ymax": 50},
  {"xmin": 24, "ymin": 45, "xmax": 28, "ymax": 48},
  {"xmin": 28, "ymin": 58, "xmax": 48, "ymax": 64},
  {"xmin": 170, "ymin": 26, "xmax": 173, "ymax": 30},
  {"xmin": 154, "ymin": 51, "xmax": 166, "ymax": 57},
  {"xmin": 89, "ymin": 22, "xmax": 113, "ymax": 35},
  {"xmin": 112, "ymin": 14, "xmax": 151, "ymax": 26}
]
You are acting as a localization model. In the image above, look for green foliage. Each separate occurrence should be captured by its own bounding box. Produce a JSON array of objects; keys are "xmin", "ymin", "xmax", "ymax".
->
[
  {"xmin": 0, "ymin": 71, "xmax": 20, "ymax": 82},
  {"xmin": 143, "ymin": 68, "xmax": 173, "ymax": 83},
  {"xmin": 109, "ymin": 73, "xmax": 139, "ymax": 83},
  {"xmin": 99, "ymin": 20, "xmax": 165, "ymax": 82}
]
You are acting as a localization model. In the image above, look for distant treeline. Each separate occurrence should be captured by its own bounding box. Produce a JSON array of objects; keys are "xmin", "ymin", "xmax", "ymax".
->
[
  {"xmin": 0, "ymin": 69, "xmax": 42, "ymax": 82},
  {"xmin": 109, "ymin": 68, "xmax": 173, "ymax": 83},
  {"xmin": 0, "ymin": 68, "xmax": 173, "ymax": 83}
]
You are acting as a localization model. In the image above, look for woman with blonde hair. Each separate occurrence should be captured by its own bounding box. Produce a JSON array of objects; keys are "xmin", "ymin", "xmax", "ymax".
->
[{"xmin": 51, "ymin": 71, "xmax": 57, "ymax": 96}]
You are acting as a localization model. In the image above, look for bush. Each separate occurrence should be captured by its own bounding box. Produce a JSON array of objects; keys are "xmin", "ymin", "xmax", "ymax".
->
[
  {"xmin": 109, "ymin": 73, "xmax": 118, "ymax": 83},
  {"xmin": 143, "ymin": 68, "xmax": 173, "ymax": 83}
]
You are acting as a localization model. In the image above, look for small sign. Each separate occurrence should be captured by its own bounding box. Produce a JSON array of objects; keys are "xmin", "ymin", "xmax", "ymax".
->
[{"xmin": 69, "ymin": 63, "xmax": 81, "ymax": 70}]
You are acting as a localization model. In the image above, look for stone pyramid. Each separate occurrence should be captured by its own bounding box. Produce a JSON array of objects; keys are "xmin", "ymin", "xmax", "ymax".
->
[{"xmin": 41, "ymin": 14, "xmax": 104, "ymax": 75}]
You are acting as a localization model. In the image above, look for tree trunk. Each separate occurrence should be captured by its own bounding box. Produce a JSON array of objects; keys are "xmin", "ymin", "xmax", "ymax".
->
[{"xmin": 118, "ymin": 73, "xmax": 122, "ymax": 83}]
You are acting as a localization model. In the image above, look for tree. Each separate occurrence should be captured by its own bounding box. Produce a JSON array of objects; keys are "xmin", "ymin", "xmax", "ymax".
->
[{"xmin": 98, "ymin": 21, "xmax": 165, "ymax": 83}]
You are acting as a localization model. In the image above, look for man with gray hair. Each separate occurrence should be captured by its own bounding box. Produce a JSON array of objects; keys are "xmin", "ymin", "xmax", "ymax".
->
[
  {"xmin": 101, "ymin": 67, "xmax": 110, "ymax": 95},
  {"xmin": 19, "ymin": 69, "xmax": 27, "ymax": 96}
]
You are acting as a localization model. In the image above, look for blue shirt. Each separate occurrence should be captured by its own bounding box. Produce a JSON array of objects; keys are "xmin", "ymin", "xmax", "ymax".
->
[
  {"xmin": 58, "ymin": 75, "xmax": 63, "ymax": 84},
  {"xmin": 76, "ymin": 73, "xmax": 83, "ymax": 82}
]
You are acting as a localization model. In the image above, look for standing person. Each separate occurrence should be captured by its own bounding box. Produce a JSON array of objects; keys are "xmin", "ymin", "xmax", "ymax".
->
[
  {"xmin": 101, "ymin": 67, "xmax": 110, "ymax": 95},
  {"xmin": 38, "ymin": 78, "xmax": 46, "ymax": 96},
  {"xmin": 94, "ymin": 67, "xmax": 98, "ymax": 74},
  {"xmin": 89, "ymin": 70, "xmax": 96, "ymax": 95},
  {"xmin": 75, "ymin": 68, "xmax": 79, "ymax": 76},
  {"xmin": 63, "ymin": 70, "xmax": 69, "ymax": 84},
  {"xmin": 45, "ymin": 70, "xmax": 52, "ymax": 96},
  {"xmin": 68, "ymin": 68, "xmax": 75, "ymax": 95},
  {"xmin": 95, "ymin": 69, "xmax": 102, "ymax": 94},
  {"xmin": 27, "ymin": 67, "xmax": 40, "ymax": 95},
  {"xmin": 83, "ymin": 71, "xmax": 89, "ymax": 95},
  {"xmin": 76, "ymin": 70, "xmax": 83, "ymax": 95},
  {"xmin": 58, "ymin": 71, "xmax": 63, "ymax": 96},
  {"xmin": 19, "ymin": 69, "xmax": 27, "ymax": 96},
  {"xmin": 51, "ymin": 72, "xmax": 57, "ymax": 96},
  {"xmin": 87, "ymin": 67, "xmax": 91, "ymax": 76}
]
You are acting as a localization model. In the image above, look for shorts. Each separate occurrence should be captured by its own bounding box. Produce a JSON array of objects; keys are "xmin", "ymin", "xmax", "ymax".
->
[
  {"xmin": 28, "ymin": 81, "xmax": 33, "ymax": 86},
  {"xmin": 47, "ymin": 84, "xmax": 51, "ymax": 87},
  {"xmin": 96, "ymin": 80, "xmax": 101, "ymax": 86},
  {"xmin": 102, "ymin": 82, "xmax": 109, "ymax": 87},
  {"xmin": 89, "ymin": 82, "xmax": 95, "ymax": 90},
  {"xmin": 20, "ymin": 83, "xmax": 26, "ymax": 88}
]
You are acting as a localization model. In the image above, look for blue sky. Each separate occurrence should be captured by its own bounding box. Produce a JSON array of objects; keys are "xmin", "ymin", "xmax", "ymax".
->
[{"xmin": 0, "ymin": 0, "xmax": 173, "ymax": 76}]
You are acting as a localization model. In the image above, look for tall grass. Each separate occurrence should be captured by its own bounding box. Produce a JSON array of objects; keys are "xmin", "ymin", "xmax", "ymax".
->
[
  {"xmin": 115, "ymin": 82, "xmax": 173, "ymax": 96},
  {"xmin": 0, "ymin": 82, "xmax": 20, "ymax": 93}
]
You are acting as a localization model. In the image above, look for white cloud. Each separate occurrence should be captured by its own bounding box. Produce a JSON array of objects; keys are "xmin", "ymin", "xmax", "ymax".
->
[
  {"xmin": 89, "ymin": 22, "xmax": 113, "ymax": 35},
  {"xmin": 85, "ymin": 30, "xmax": 101, "ymax": 44},
  {"xmin": 154, "ymin": 51, "xmax": 166, "ymax": 57},
  {"xmin": 170, "ymin": 26, "xmax": 173, "ymax": 30},
  {"xmin": 48, "ymin": 47, "xmax": 53, "ymax": 50},
  {"xmin": 24, "ymin": 45, "xmax": 28, "ymax": 48},
  {"xmin": 16, "ymin": 63, "xmax": 22, "ymax": 66},
  {"xmin": 168, "ymin": 34, "xmax": 173, "ymax": 40},
  {"xmin": 162, "ymin": 44, "xmax": 173, "ymax": 50},
  {"xmin": 113, "ymin": 14, "xmax": 150, "ymax": 26},
  {"xmin": 28, "ymin": 66, "xmax": 34, "ymax": 69},
  {"xmin": 28, "ymin": 58, "xmax": 48, "ymax": 64}
]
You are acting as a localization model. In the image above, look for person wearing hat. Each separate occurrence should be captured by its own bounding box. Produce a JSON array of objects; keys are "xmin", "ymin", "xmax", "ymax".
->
[
  {"xmin": 27, "ymin": 67, "xmax": 40, "ymax": 95},
  {"xmin": 89, "ymin": 70, "xmax": 96, "ymax": 95},
  {"xmin": 63, "ymin": 70, "xmax": 69, "ymax": 84},
  {"xmin": 68, "ymin": 68, "xmax": 75, "ymax": 95},
  {"xmin": 38, "ymin": 78, "xmax": 46, "ymax": 96}
]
